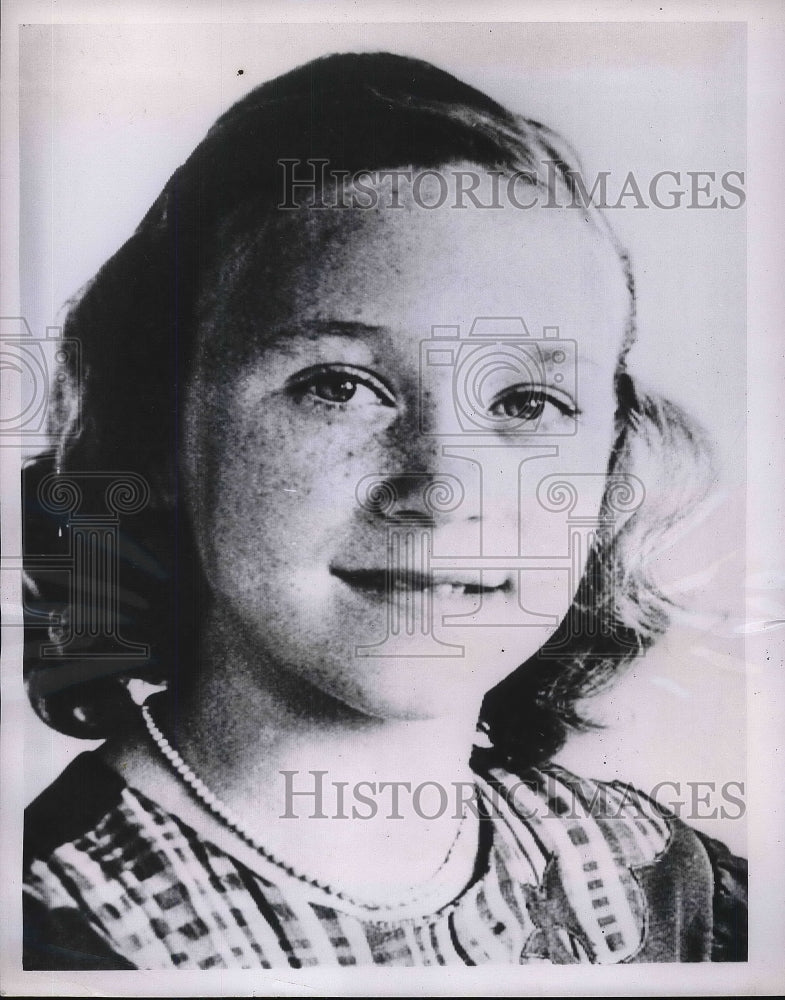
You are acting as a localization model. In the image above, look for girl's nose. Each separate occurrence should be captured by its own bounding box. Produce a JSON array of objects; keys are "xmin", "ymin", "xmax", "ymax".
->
[
  {"xmin": 364, "ymin": 389, "xmax": 483, "ymax": 524},
  {"xmin": 356, "ymin": 469, "xmax": 473, "ymax": 526}
]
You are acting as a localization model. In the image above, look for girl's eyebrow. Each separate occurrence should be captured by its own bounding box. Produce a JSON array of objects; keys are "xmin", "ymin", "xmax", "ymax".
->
[
  {"xmin": 257, "ymin": 321, "xmax": 611, "ymax": 372},
  {"xmin": 265, "ymin": 319, "xmax": 386, "ymax": 349}
]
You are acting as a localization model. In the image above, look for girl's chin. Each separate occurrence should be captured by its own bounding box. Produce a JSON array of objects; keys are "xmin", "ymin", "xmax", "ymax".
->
[{"xmin": 305, "ymin": 662, "xmax": 501, "ymax": 724}]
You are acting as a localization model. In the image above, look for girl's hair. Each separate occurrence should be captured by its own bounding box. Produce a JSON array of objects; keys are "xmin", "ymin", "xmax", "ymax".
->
[{"xmin": 23, "ymin": 51, "xmax": 715, "ymax": 768}]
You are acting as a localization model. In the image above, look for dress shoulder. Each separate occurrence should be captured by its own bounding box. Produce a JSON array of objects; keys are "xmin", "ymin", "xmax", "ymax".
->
[
  {"xmin": 24, "ymin": 751, "xmax": 126, "ymax": 867},
  {"xmin": 693, "ymin": 829, "xmax": 748, "ymax": 961},
  {"xmin": 24, "ymin": 751, "xmax": 132, "ymax": 970},
  {"xmin": 474, "ymin": 758, "xmax": 747, "ymax": 962}
]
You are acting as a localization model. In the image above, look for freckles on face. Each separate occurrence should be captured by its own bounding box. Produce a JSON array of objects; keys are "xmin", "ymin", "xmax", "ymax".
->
[
  {"xmin": 192, "ymin": 359, "xmax": 384, "ymax": 586},
  {"xmin": 182, "ymin": 187, "xmax": 630, "ymax": 720}
]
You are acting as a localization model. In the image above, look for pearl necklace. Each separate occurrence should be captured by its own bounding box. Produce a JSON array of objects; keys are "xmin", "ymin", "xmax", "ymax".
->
[{"xmin": 141, "ymin": 702, "xmax": 479, "ymax": 919}]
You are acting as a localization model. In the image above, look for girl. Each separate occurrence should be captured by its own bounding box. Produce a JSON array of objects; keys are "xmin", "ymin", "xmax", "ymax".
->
[{"xmin": 23, "ymin": 51, "xmax": 746, "ymax": 968}]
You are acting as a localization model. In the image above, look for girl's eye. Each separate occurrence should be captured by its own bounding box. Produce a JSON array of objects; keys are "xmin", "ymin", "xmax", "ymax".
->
[
  {"xmin": 286, "ymin": 365, "xmax": 396, "ymax": 410},
  {"xmin": 489, "ymin": 386, "xmax": 577, "ymax": 423}
]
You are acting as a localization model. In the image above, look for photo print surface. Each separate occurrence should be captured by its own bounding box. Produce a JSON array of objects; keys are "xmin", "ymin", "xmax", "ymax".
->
[{"xmin": 6, "ymin": 14, "xmax": 759, "ymax": 988}]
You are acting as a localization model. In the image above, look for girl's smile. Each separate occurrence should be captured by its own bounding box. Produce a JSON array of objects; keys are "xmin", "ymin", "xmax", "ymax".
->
[{"xmin": 328, "ymin": 566, "xmax": 514, "ymax": 600}]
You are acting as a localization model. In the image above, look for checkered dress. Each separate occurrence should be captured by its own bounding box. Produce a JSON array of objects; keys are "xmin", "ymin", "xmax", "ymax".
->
[{"xmin": 23, "ymin": 754, "xmax": 746, "ymax": 968}]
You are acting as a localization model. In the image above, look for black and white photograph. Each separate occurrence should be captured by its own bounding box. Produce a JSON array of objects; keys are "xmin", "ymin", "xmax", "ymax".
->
[{"xmin": 1, "ymin": 2, "xmax": 783, "ymax": 995}]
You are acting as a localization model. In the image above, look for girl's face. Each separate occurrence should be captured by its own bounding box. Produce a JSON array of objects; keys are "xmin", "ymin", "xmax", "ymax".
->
[{"xmin": 184, "ymin": 176, "xmax": 630, "ymax": 722}]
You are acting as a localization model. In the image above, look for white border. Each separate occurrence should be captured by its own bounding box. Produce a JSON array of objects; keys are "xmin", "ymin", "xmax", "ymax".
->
[{"xmin": 2, "ymin": 1, "xmax": 783, "ymax": 996}]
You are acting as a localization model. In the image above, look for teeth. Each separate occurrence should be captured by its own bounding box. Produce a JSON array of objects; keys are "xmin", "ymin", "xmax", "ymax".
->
[
  {"xmin": 390, "ymin": 579, "xmax": 469, "ymax": 595},
  {"xmin": 332, "ymin": 567, "xmax": 509, "ymax": 598}
]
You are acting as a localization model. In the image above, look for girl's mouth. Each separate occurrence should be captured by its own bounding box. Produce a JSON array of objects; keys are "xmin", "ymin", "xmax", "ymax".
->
[{"xmin": 329, "ymin": 567, "xmax": 513, "ymax": 598}]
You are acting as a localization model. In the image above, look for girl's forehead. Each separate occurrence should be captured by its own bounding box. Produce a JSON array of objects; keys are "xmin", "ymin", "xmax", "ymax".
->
[{"xmin": 203, "ymin": 185, "xmax": 630, "ymax": 367}]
